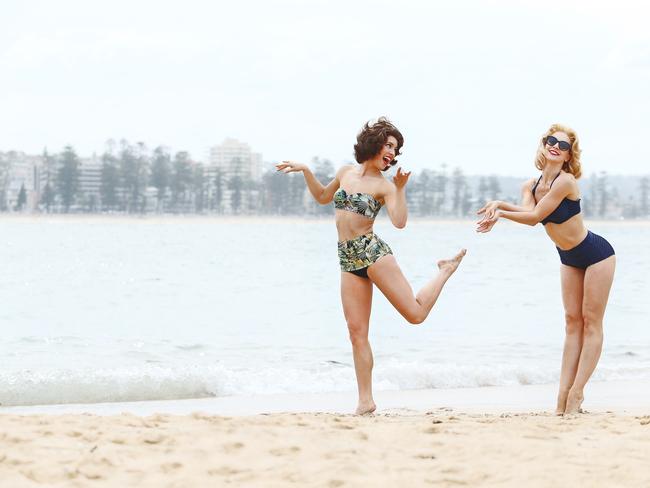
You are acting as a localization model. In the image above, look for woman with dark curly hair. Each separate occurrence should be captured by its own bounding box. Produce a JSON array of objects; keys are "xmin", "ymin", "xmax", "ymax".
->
[
  {"xmin": 276, "ymin": 117, "xmax": 465, "ymax": 415},
  {"xmin": 476, "ymin": 124, "xmax": 616, "ymax": 415}
]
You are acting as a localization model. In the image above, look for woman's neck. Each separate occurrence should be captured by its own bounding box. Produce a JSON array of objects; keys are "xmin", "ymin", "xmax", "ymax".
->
[
  {"xmin": 360, "ymin": 161, "xmax": 382, "ymax": 177},
  {"xmin": 541, "ymin": 162, "xmax": 563, "ymax": 183}
]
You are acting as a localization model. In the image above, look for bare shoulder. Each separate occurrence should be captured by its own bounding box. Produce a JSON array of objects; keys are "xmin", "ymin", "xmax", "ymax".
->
[
  {"xmin": 557, "ymin": 171, "xmax": 580, "ymax": 197},
  {"xmin": 559, "ymin": 171, "xmax": 577, "ymax": 183},
  {"xmin": 336, "ymin": 164, "xmax": 355, "ymax": 178},
  {"xmin": 557, "ymin": 171, "xmax": 578, "ymax": 189}
]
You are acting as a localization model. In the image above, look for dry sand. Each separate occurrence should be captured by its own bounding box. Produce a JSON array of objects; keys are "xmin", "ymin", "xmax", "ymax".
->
[{"xmin": 1, "ymin": 409, "xmax": 650, "ymax": 487}]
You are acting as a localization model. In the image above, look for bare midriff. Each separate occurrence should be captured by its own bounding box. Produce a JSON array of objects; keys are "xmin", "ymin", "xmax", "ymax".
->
[
  {"xmin": 335, "ymin": 210, "xmax": 375, "ymax": 242},
  {"xmin": 544, "ymin": 214, "xmax": 589, "ymax": 250}
]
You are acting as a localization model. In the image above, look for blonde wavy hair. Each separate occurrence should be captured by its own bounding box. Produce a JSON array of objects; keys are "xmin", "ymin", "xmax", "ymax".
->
[{"xmin": 535, "ymin": 123, "xmax": 582, "ymax": 179}]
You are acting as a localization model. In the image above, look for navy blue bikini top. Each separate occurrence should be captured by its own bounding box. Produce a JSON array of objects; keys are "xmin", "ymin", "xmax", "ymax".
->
[
  {"xmin": 333, "ymin": 188, "xmax": 382, "ymax": 219},
  {"xmin": 532, "ymin": 173, "xmax": 581, "ymax": 225}
]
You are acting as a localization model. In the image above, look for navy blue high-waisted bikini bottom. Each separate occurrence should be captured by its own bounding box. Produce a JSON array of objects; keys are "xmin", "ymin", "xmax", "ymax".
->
[{"xmin": 556, "ymin": 231, "xmax": 615, "ymax": 269}]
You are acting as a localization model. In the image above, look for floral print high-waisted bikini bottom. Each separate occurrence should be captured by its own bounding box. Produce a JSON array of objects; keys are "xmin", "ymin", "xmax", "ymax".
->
[{"xmin": 337, "ymin": 232, "xmax": 392, "ymax": 279}]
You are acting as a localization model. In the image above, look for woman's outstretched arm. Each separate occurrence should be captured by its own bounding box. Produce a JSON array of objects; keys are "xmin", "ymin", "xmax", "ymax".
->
[
  {"xmin": 477, "ymin": 178, "xmax": 537, "ymax": 219},
  {"xmin": 275, "ymin": 161, "xmax": 347, "ymax": 204},
  {"xmin": 382, "ymin": 167, "xmax": 411, "ymax": 229},
  {"xmin": 477, "ymin": 175, "xmax": 575, "ymax": 232}
]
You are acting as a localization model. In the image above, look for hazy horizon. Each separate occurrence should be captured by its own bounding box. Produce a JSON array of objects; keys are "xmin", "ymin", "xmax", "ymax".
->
[{"xmin": 2, "ymin": 0, "xmax": 649, "ymax": 175}]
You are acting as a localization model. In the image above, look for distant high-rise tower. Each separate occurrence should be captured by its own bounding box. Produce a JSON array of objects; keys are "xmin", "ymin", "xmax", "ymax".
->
[
  {"xmin": 206, "ymin": 138, "xmax": 262, "ymax": 214},
  {"xmin": 208, "ymin": 138, "xmax": 262, "ymax": 182}
]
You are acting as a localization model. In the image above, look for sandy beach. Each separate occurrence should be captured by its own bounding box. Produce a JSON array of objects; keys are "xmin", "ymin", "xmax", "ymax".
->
[
  {"xmin": 2, "ymin": 382, "xmax": 650, "ymax": 487},
  {"xmin": 1, "ymin": 410, "xmax": 650, "ymax": 487}
]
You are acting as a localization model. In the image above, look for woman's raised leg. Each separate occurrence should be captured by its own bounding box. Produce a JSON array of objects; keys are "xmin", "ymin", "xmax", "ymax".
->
[
  {"xmin": 565, "ymin": 255, "xmax": 616, "ymax": 414},
  {"xmin": 340, "ymin": 271, "xmax": 375, "ymax": 415},
  {"xmin": 367, "ymin": 250, "xmax": 465, "ymax": 325}
]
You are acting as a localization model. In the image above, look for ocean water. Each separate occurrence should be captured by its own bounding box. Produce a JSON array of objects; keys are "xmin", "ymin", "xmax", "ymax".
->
[{"xmin": 1, "ymin": 217, "xmax": 648, "ymax": 406}]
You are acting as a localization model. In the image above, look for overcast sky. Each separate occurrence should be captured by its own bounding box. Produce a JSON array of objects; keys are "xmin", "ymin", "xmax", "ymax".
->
[{"xmin": 1, "ymin": 0, "xmax": 649, "ymax": 176}]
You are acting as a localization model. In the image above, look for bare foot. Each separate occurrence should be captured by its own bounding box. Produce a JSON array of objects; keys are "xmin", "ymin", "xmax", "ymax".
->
[
  {"xmin": 355, "ymin": 400, "xmax": 376, "ymax": 416},
  {"xmin": 565, "ymin": 389, "xmax": 584, "ymax": 414},
  {"xmin": 437, "ymin": 249, "xmax": 467, "ymax": 276},
  {"xmin": 555, "ymin": 388, "xmax": 570, "ymax": 415}
]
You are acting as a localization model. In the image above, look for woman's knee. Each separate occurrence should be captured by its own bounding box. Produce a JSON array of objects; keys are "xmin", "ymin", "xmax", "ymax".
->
[
  {"xmin": 347, "ymin": 322, "xmax": 369, "ymax": 345},
  {"xmin": 564, "ymin": 311, "xmax": 583, "ymax": 334},
  {"xmin": 581, "ymin": 310, "xmax": 603, "ymax": 335},
  {"xmin": 403, "ymin": 309, "xmax": 425, "ymax": 325}
]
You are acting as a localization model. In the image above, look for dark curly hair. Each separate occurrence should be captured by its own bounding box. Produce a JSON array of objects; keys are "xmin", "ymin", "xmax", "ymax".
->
[{"xmin": 354, "ymin": 117, "xmax": 403, "ymax": 170}]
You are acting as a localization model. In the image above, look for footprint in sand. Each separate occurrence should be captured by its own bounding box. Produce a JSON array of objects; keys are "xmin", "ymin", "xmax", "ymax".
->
[
  {"xmin": 269, "ymin": 446, "xmax": 301, "ymax": 456},
  {"xmin": 77, "ymin": 466, "xmax": 104, "ymax": 480},
  {"xmin": 22, "ymin": 467, "xmax": 67, "ymax": 483},
  {"xmin": 222, "ymin": 442, "xmax": 245, "ymax": 453},
  {"xmin": 415, "ymin": 453, "xmax": 437, "ymax": 460},
  {"xmin": 6, "ymin": 456, "xmax": 30, "ymax": 466},
  {"xmin": 207, "ymin": 466, "xmax": 243, "ymax": 476},
  {"xmin": 161, "ymin": 462, "xmax": 183, "ymax": 473},
  {"xmin": 142, "ymin": 433, "xmax": 166, "ymax": 444},
  {"xmin": 149, "ymin": 414, "xmax": 170, "ymax": 423}
]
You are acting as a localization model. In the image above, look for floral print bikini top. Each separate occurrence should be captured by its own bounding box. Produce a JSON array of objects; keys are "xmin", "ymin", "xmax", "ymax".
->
[{"xmin": 333, "ymin": 188, "xmax": 382, "ymax": 219}]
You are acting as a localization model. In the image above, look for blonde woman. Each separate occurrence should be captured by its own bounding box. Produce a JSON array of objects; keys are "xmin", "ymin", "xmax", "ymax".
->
[
  {"xmin": 277, "ymin": 118, "xmax": 465, "ymax": 415},
  {"xmin": 476, "ymin": 124, "xmax": 615, "ymax": 415}
]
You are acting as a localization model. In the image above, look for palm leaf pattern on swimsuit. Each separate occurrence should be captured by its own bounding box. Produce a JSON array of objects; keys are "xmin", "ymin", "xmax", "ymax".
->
[
  {"xmin": 337, "ymin": 233, "xmax": 393, "ymax": 272},
  {"xmin": 333, "ymin": 189, "xmax": 381, "ymax": 219}
]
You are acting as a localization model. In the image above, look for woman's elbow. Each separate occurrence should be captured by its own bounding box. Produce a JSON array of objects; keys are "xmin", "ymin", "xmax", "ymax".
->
[
  {"xmin": 526, "ymin": 216, "xmax": 540, "ymax": 226},
  {"xmin": 317, "ymin": 195, "xmax": 332, "ymax": 205},
  {"xmin": 393, "ymin": 220, "xmax": 407, "ymax": 229}
]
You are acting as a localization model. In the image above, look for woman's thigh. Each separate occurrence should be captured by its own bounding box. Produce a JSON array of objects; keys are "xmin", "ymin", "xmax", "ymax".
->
[
  {"xmin": 366, "ymin": 255, "xmax": 417, "ymax": 314},
  {"xmin": 561, "ymin": 264, "xmax": 585, "ymax": 323},
  {"xmin": 341, "ymin": 271, "xmax": 373, "ymax": 336},
  {"xmin": 582, "ymin": 255, "xmax": 616, "ymax": 321}
]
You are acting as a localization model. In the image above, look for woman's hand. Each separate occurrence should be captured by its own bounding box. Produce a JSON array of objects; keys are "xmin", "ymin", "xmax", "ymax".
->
[
  {"xmin": 477, "ymin": 200, "xmax": 501, "ymax": 220},
  {"xmin": 275, "ymin": 161, "xmax": 307, "ymax": 173},
  {"xmin": 393, "ymin": 167, "xmax": 411, "ymax": 189},
  {"xmin": 476, "ymin": 210, "xmax": 500, "ymax": 233}
]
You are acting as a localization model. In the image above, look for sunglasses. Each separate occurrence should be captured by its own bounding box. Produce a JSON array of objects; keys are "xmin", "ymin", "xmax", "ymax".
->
[{"xmin": 544, "ymin": 135, "xmax": 571, "ymax": 152}]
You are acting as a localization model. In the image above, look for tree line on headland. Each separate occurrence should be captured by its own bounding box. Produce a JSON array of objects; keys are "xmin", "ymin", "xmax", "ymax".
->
[{"xmin": 1, "ymin": 141, "xmax": 649, "ymax": 219}]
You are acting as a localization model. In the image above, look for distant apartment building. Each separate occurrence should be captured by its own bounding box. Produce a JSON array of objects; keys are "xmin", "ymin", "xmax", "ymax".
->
[
  {"xmin": 206, "ymin": 138, "xmax": 262, "ymax": 213},
  {"xmin": 78, "ymin": 155, "xmax": 102, "ymax": 210},
  {"xmin": 0, "ymin": 151, "xmax": 44, "ymax": 211},
  {"xmin": 208, "ymin": 138, "xmax": 262, "ymax": 181},
  {"xmin": 0, "ymin": 151, "xmax": 103, "ymax": 212}
]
